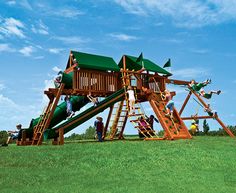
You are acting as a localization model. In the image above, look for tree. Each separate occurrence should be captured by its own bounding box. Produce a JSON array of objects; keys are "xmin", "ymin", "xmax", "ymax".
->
[
  {"xmin": 84, "ymin": 126, "xmax": 96, "ymax": 139},
  {"xmin": 203, "ymin": 119, "xmax": 210, "ymax": 135}
]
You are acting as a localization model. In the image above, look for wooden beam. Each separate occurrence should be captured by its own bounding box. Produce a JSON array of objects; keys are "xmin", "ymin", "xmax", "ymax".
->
[
  {"xmin": 179, "ymin": 91, "xmax": 192, "ymax": 116},
  {"xmin": 215, "ymin": 117, "xmax": 235, "ymax": 138},
  {"xmin": 166, "ymin": 79, "xmax": 190, "ymax": 85},
  {"xmin": 181, "ymin": 116, "xmax": 214, "ymax": 120}
]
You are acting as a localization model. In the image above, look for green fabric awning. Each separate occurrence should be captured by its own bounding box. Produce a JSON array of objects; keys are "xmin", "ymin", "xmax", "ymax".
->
[
  {"xmin": 118, "ymin": 55, "xmax": 172, "ymax": 76},
  {"xmin": 69, "ymin": 51, "xmax": 120, "ymax": 72}
]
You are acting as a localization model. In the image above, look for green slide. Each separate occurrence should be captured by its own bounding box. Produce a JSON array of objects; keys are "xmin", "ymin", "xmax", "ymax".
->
[
  {"xmin": 46, "ymin": 88, "xmax": 125, "ymax": 139},
  {"xmin": 26, "ymin": 96, "xmax": 90, "ymax": 137}
]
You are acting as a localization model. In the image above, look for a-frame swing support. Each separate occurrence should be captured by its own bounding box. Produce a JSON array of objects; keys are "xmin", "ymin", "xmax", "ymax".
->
[{"xmin": 179, "ymin": 88, "xmax": 234, "ymax": 138}]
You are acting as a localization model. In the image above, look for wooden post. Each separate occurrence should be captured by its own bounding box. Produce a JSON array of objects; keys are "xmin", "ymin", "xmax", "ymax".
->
[
  {"xmin": 21, "ymin": 130, "xmax": 27, "ymax": 145},
  {"xmin": 69, "ymin": 51, "xmax": 72, "ymax": 67},
  {"xmin": 123, "ymin": 55, "xmax": 126, "ymax": 71},
  {"xmin": 52, "ymin": 137, "xmax": 58, "ymax": 145},
  {"xmin": 179, "ymin": 91, "xmax": 192, "ymax": 116},
  {"xmin": 73, "ymin": 67, "xmax": 77, "ymax": 90},
  {"xmin": 103, "ymin": 105, "xmax": 114, "ymax": 139},
  {"xmin": 59, "ymin": 128, "xmax": 64, "ymax": 145}
]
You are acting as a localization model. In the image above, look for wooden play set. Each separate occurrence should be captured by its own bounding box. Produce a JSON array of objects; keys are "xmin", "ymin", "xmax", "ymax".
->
[{"xmin": 16, "ymin": 51, "xmax": 234, "ymax": 145}]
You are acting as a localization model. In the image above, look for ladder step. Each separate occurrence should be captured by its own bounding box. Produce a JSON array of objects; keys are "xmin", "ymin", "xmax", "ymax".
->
[
  {"xmin": 128, "ymin": 113, "xmax": 144, "ymax": 117},
  {"xmin": 130, "ymin": 119, "xmax": 139, "ymax": 122}
]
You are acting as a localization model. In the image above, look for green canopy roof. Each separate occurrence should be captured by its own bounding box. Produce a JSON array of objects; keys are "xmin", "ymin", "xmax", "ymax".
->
[
  {"xmin": 69, "ymin": 51, "xmax": 120, "ymax": 72},
  {"xmin": 118, "ymin": 55, "xmax": 172, "ymax": 76}
]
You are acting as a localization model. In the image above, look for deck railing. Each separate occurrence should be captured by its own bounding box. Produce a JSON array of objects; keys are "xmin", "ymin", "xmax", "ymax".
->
[{"xmin": 73, "ymin": 69, "xmax": 120, "ymax": 95}]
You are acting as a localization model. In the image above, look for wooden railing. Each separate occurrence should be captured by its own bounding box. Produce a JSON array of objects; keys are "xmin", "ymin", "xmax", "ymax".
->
[{"xmin": 73, "ymin": 69, "xmax": 120, "ymax": 95}]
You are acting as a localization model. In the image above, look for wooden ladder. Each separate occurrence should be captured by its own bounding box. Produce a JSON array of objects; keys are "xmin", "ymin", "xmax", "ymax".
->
[
  {"xmin": 148, "ymin": 92, "xmax": 192, "ymax": 139},
  {"xmin": 148, "ymin": 77, "xmax": 191, "ymax": 139},
  {"xmin": 121, "ymin": 71, "xmax": 160, "ymax": 139},
  {"xmin": 31, "ymin": 83, "xmax": 65, "ymax": 145},
  {"xmin": 109, "ymin": 100, "xmax": 128, "ymax": 139}
]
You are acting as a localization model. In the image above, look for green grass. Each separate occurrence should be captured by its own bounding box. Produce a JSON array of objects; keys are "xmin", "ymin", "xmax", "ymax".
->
[{"xmin": 1, "ymin": 136, "xmax": 236, "ymax": 193}]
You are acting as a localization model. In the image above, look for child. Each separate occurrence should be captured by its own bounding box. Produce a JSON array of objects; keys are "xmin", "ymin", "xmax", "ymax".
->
[
  {"xmin": 64, "ymin": 95, "xmax": 75, "ymax": 119},
  {"xmin": 146, "ymin": 115, "xmax": 159, "ymax": 130},
  {"xmin": 204, "ymin": 104, "xmax": 217, "ymax": 117},
  {"xmin": 94, "ymin": 116, "xmax": 104, "ymax": 142},
  {"xmin": 138, "ymin": 116, "xmax": 147, "ymax": 138},
  {"xmin": 164, "ymin": 89, "xmax": 174, "ymax": 118},
  {"xmin": 200, "ymin": 88, "xmax": 221, "ymax": 99},
  {"xmin": 87, "ymin": 93, "xmax": 99, "ymax": 106},
  {"xmin": 5, "ymin": 124, "xmax": 22, "ymax": 146},
  {"xmin": 190, "ymin": 121, "xmax": 197, "ymax": 135},
  {"xmin": 127, "ymin": 86, "xmax": 136, "ymax": 114},
  {"xmin": 189, "ymin": 79, "xmax": 211, "ymax": 92}
]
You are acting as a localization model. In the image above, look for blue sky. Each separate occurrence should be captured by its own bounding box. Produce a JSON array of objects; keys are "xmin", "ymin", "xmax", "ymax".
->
[{"xmin": 0, "ymin": 0, "xmax": 236, "ymax": 135}]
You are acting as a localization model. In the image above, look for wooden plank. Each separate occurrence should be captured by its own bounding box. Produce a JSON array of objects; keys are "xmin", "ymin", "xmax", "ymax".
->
[
  {"xmin": 179, "ymin": 91, "xmax": 192, "ymax": 116},
  {"xmin": 215, "ymin": 117, "xmax": 235, "ymax": 138},
  {"xmin": 181, "ymin": 116, "xmax": 213, "ymax": 120}
]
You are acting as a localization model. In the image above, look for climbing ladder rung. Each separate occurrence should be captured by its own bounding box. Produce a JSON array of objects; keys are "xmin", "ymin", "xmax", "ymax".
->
[
  {"xmin": 134, "ymin": 125, "xmax": 151, "ymax": 128},
  {"xmin": 128, "ymin": 113, "xmax": 144, "ymax": 117}
]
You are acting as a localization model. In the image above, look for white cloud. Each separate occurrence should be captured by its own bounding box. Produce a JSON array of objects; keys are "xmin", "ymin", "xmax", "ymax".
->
[
  {"xmin": 54, "ymin": 36, "xmax": 90, "ymax": 45},
  {"xmin": 109, "ymin": 33, "xmax": 138, "ymax": 41},
  {"xmin": 230, "ymin": 114, "xmax": 236, "ymax": 117},
  {"xmin": 114, "ymin": 0, "xmax": 236, "ymax": 28},
  {"xmin": 0, "ymin": 43, "xmax": 12, "ymax": 52},
  {"xmin": 0, "ymin": 94, "xmax": 18, "ymax": 109},
  {"xmin": 0, "ymin": 83, "xmax": 5, "ymax": 91},
  {"xmin": 51, "ymin": 8, "xmax": 84, "ymax": 18},
  {"xmin": 6, "ymin": 1, "xmax": 16, "ymax": 6},
  {"xmin": 172, "ymin": 67, "xmax": 209, "ymax": 79},
  {"xmin": 42, "ymin": 79, "xmax": 55, "ymax": 106},
  {"xmin": 31, "ymin": 20, "xmax": 49, "ymax": 35},
  {"xmin": 19, "ymin": 46, "xmax": 34, "ymax": 56},
  {"xmin": 0, "ymin": 93, "xmax": 40, "ymax": 130},
  {"xmin": 52, "ymin": 66, "xmax": 62, "ymax": 73},
  {"xmin": 191, "ymin": 48, "xmax": 209, "ymax": 54},
  {"xmin": 34, "ymin": 56, "xmax": 44, "ymax": 60},
  {"xmin": 0, "ymin": 17, "xmax": 25, "ymax": 38},
  {"xmin": 19, "ymin": 0, "xmax": 33, "ymax": 10},
  {"xmin": 161, "ymin": 38, "xmax": 183, "ymax": 44},
  {"xmin": 49, "ymin": 48, "xmax": 64, "ymax": 54},
  {"xmin": 154, "ymin": 22, "xmax": 164, "ymax": 27}
]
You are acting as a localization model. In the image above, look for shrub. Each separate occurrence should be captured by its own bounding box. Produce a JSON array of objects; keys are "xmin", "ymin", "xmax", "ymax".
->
[{"xmin": 0, "ymin": 131, "xmax": 8, "ymax": 145}]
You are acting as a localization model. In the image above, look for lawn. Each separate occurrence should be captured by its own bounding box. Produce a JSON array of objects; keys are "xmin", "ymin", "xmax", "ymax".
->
[{"xmin": 1, "ymin": 136, "xmax": 236, "ymax": 193}]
